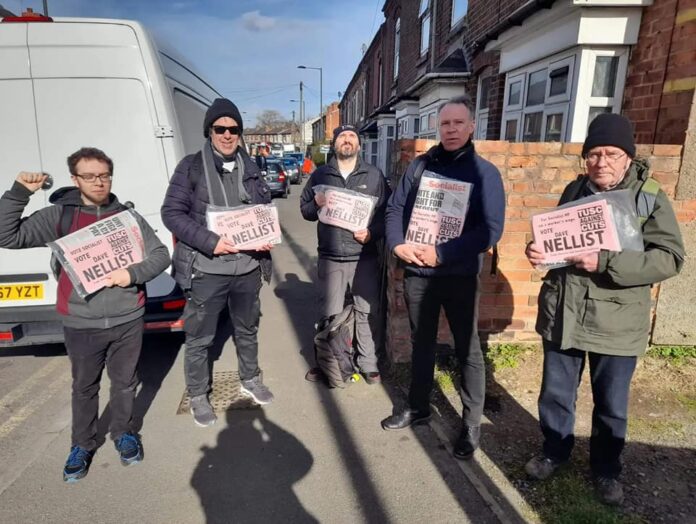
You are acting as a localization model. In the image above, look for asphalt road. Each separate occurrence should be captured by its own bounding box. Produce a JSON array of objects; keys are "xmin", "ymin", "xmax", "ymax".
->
[{"xmin": 0, "ymin": 179, "xmax": 500, "ymax": 524}]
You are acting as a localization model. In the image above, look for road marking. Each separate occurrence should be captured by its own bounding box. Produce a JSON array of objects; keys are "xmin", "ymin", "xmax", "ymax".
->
[
  {"xmin": 0, "ymin": 364, "xmax": 71, "ymax": 439},
  {"xmin": 0, "ymin": 358, "xmax": 67, "ymax": 418}
]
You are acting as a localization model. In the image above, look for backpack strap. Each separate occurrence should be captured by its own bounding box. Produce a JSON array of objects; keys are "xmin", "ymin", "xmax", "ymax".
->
[
  {"xmin": 57, "ymin": 205, "xmax": 75, "ymax": 238},
  {"xmin": 637, "ymin": 177, "xmax": 660, "ymax": 226}
]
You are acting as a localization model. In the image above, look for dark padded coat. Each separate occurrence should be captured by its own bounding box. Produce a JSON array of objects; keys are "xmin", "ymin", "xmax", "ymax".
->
[{"xmin": 161, "ymin": 146, "xmax": 272, "ymax": 290}]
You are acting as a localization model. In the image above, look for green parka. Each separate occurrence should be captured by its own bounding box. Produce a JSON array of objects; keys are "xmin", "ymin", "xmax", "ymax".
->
[{"xmin": 535, "ymin": 159, "xmax": 685, "ymax": 356}]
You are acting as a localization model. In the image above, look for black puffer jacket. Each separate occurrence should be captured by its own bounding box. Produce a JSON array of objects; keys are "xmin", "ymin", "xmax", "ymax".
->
[
  {"xmin": 300, "ymin": 156, "xmax": 390, "ymax": 261},
  {"xmin": 161, "ymin": 146, "xmax": 272, "ymax": 289}
]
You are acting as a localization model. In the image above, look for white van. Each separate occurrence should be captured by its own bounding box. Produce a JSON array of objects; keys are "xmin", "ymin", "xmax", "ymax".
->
[{"xmin": 0, "ymin": 13, "xmax": 222, "ymax": 346}]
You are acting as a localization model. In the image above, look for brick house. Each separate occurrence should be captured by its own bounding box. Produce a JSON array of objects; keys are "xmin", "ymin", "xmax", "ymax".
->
[
  {"xmin": 340, "ymin": 0, "xmax": 471, "ymax": 176},
  {"xmin": 341, "ymin": 1, "xmax": 695, "ymax": 168},
  {"xmin": 311, "ymin": 102, "xmax": 341, "ymax": 143},
  {"xmin": 469, "ymin": 0, "xmax": 696, "ymax": 147}
]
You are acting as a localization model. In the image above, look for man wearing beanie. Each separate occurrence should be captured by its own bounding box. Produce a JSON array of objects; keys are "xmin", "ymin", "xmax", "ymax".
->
[
  {"xmin": 300, "ymin": 124, "xmax": 390, "ymax": 384},
  {"xmin": 162, "ymin": 98, "xmax": 275, "ymax": 427},
  {"xmin": 381, "ymin": 96, "xmax": 505, "ymax": 463},
  {"xmin": 524, "ymin": 113, "xmax": 685, "ymax": 505}
]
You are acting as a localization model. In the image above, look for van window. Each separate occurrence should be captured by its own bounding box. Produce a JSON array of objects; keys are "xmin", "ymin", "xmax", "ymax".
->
[{"xmin": 173, "ymin": 89, "xmax": 209, "ymax": 155}]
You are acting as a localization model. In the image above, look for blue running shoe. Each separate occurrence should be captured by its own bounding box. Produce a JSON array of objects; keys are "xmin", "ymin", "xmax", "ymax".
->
[
  {"xmin": 63, "ymin": 446, "xmax": 93, "ymax": 483},
  {"xmin": 114, "ymin": 432, "xmax": 143, "ymax": 466}
]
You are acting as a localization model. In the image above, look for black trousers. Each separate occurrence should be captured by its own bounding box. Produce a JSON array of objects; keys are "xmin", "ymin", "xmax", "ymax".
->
[
  {"xmin": 404, "ymin": 274, "xmax": 484, "ymax": 426},
  {"xmin": 538, "ymin": 340, "xmax": 637, "ymax": 479},
  {"xmin": 63, "ymin": 317, "xmax": 143, "ymax": 451},
  {"xmin": 183, "ymin": 268, "xmax": 262, "ymax": 397}
]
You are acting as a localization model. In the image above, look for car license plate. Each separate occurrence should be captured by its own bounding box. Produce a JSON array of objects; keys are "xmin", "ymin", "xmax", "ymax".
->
[{"xmin": 0, "ymin": 283, "xmax": 44, "ymax": 301}]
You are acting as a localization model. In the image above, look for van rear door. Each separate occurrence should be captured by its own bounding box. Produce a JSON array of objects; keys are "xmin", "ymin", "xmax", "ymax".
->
[{"xmin": 0, "ymin": 22, "xmax": 54, "ymax": 310}]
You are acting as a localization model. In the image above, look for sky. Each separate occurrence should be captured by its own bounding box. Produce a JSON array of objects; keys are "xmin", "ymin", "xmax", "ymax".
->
[{"xmin": 2, "ymin": 0, "xmax": 384, "ymax": 127}]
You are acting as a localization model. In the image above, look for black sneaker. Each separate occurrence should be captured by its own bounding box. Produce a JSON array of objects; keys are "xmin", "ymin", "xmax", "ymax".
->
[
  {"xmin": 594, "ymin": 476, "xmax": 624, "ymax": 506},
  {"xmin": 240, "ymin": 374, "xmax": 275, "ymax": 405},
  {"xmin": 525, "ymin": 454, "xmax": 563, "ymax": 480},
  {"xmin": 114, "ymin": 432, "xmax": 143, "ymax": 466},
  {"xmin": 63, "ymin": 446, "xmax": 93, "ymax": 483}
]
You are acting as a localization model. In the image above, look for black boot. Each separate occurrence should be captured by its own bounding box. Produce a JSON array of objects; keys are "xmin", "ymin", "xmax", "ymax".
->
[
  {"xmin": 381, "ymin": 408, "xmax": 431, "ymax": 430},
  {"xmin": 453, "ymin": 425, "xmax": 480, "ymax": 460}
]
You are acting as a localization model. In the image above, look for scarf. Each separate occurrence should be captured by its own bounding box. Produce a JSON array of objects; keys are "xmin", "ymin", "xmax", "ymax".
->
[{"xmin": 202, "ymin": 139, "xmax": 251, "ymax": 206}]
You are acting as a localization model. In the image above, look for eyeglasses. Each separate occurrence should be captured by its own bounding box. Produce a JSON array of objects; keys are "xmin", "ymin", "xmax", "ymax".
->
[
  {"xmin": 212, "ymin": 125, "xmax": 241, "ymax": 136},
  {"xmin": 74, "ymin": 173, "xmax": 113, "ymax": 183},
  {"xmin": 585, "ymin": 151, "xmax": 626, "ymax": 164}
]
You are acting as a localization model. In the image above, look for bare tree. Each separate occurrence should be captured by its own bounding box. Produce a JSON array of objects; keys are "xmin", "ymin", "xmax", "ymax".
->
[{"xmin": 256, "ymin": 110, "xmax": 287, "ymax": 131}]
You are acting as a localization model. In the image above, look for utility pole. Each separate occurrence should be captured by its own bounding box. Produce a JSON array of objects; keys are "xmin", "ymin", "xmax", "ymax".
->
[
  {"xmin": 43, "ymin": 0, "xmax": 49, "ymax": 16},
  {"xmin": 300, "ymin": 81, "xmax": 305, "ymax": 146}
]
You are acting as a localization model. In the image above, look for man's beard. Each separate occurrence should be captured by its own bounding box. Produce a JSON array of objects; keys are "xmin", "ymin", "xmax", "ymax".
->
[{"xmin": 336, "ymin": 144, "xmax": 358, "ymax": 160}]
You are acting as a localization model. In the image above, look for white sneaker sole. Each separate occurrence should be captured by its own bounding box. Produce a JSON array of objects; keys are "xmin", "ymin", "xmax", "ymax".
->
[{"xmin": 239, "ymin": 387, "xmax": 274, "ymax": 405}]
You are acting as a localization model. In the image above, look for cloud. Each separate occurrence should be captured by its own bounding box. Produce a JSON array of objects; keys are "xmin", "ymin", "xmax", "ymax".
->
[{"xmin": 241, "ymin": 10, "xmax": 276, "ymax": 32}]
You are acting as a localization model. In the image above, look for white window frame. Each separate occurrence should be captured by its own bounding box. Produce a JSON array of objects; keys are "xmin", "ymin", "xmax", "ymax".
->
[
  {"xmin": 501, "ymin": 52, "xmax": 577, "ymax": 142},
  {"xmin": 475, "ymin": 75, "xmax": 492, "ymax": 140},
  {"xmin": 584, "ymin": 48, "xmax": 628, "ymax": 115},
  {"xmin": 419, "ymin": 0, "xmax": 430, "ymax": 56},
  {"xmin": 505, "ymin": 73, "xmax": 525, "ymax": 112},
  {"xmin": 393, "ymin": 18, "xmax": 400, "ymax": 80},
  {"xmin": 451, "ymin": 0, "xmax": 467, "ymax": 28},
  {"xmin": 546, "ymin": 55, "xmax": 575, "ymax": 105}
]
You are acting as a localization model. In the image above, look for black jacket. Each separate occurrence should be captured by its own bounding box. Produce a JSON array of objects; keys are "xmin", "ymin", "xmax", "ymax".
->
[
  {"xmin": 161, "ymin": 146, "xmax": 272, "ymax": 289},
  {"xmin": 300, "ymin": 156, "xmax": 390, "ymax": 261}
]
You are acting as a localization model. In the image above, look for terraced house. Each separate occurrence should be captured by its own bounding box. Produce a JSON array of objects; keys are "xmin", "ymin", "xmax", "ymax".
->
[{"xmin": 340, "ymin": 0, "xmax": 696, "ymax": 178}]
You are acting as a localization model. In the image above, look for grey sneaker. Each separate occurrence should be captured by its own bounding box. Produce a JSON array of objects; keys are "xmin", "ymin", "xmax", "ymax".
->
[
  {"xmin": 525, "ymin": 455, "xmax": 562, "ymax": 480},
  {"xmin": 190, "ymin": 394, "xmax": 217, "ymax": 427},
  {"xmin": 240, "ymin": 374, "xmax": 274, "ymax": 405},
  {"xmin": 595, "ymin": 476, "xmax": 624, "ymax": 506}
]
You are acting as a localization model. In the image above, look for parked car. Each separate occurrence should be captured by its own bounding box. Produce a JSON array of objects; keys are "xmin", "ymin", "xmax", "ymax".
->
[
  {"xmin": 284, "ymin": 152, "xmax": 304, "ymax": 164},
  {"xmin": 263, "ymin": 159, "xmax": 290, "ymax": 198},
  {"xmin": 281, "ymin": 157, "xmax": 302, "ymax": 184}
]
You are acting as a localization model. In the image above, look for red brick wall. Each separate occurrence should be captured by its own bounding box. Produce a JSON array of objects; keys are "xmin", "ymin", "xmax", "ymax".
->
[
  {"xmin": 622, "ymin": 0, "xmax": 696, "ymax": 145},
  {"xmin": 386, "ymin": 139, "xmax": 696, "ymax": 362}
]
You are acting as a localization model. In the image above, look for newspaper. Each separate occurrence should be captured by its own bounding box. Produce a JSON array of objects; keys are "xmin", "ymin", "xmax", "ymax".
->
[
  {"xmin": 206, "ymin": 204, "xmax": 281, "ymax": 249},
  {"xmin": 314, "ymin": 185, "xmax": 377, "ymax": 232},
  {"xmin": 532, "ymin": 198, "xmax": 621, "ymax": 268},
  {"xmin": 405, "ymin": 171, "xmax": 472, "ymax": 246},
  {"xmin": 47, "ymin": 210, "xmax": 144, "ymax": 298}
]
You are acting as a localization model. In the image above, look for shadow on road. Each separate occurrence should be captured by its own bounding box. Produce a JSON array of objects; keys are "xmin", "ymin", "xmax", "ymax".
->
[{"xmin": 191, "ymin": 408, "xmax": 318, "ymax": 523}]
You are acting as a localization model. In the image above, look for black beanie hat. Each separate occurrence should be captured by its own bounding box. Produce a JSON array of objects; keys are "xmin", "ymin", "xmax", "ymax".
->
[
  {"xmin": 332, "ymin": 124, "xmax": 360, "ymax": 144},
  {"xmin": 582, "ymin": 113, "xmax": 636, "ymax": 158},
  {"xmin": 203, "ymin": 98, "xmax": 244, "ymax": 138}
]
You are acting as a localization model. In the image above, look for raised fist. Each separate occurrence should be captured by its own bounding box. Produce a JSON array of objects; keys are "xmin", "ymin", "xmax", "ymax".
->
[{"xmin": 16, "ymin": 172, "xmax": 48, "ymax": 193}]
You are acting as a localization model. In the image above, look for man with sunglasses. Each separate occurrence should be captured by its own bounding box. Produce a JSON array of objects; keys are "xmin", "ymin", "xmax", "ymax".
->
[
  {"xmin": 162, "ymin": 98, "xmax": 275, "ymax": 428},
  {"xmin": 0, "ymin": 147, "xmax": 171, "ymax": 482},
  {"xmin": 524, "ymin": 113, "xmax": 685, "ymax": 505}
]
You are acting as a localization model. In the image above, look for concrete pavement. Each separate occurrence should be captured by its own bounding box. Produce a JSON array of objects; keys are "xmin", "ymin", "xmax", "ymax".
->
[{"xmin": 0, "ymin": 184, "xmax": 501, "ymax": 523}]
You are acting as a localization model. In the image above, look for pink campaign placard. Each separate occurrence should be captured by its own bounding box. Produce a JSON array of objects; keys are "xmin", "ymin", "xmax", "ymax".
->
[
  {"xmin": 532, "ymin": 199, "xmax": 621, "ymax": 266},
  {"xmin": 317, "ymin": 188, "xmax": 375, "ymax": 232},
  {"xmin": 49, "ymin": 210, "xmax": 144, "ymax": 297},
  {"xmin": 207, "ymin": 204, "xmax": 281, "ymax": 250},
  {"xmin": 405, "ymin": 172, "xmax": 472, "ymax": 246}
]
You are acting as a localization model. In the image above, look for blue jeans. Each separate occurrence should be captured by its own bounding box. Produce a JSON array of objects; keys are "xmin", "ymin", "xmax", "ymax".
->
[{"xmin": 538, "ymin": 340, "xmax": 637, "ymax": 479}]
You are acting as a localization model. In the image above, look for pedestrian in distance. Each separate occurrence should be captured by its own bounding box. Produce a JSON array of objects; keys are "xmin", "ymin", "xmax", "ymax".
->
[
  {"xmin": 0, "ymin": 147, "xmax": 171, "ymax": 482},
  {"xmin": 161, "ymin": 98, "xmax": 275, "ymax": 428},
  {"xmin": 523, "ymin": 113, "xmax": 685, "ymax": 505},
  {"xmin": 300, "ymin": 124, "xmax": 391, "ymax": 385},
  {"xmin": 381, "ymin": 95, "xmax": 505, "ymax": 461}
]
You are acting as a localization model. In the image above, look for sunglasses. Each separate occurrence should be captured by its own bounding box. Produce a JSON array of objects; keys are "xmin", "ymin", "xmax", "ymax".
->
[{"xmin": 212, "ymin": 125, "xmax": 241, "ymax": 136}]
